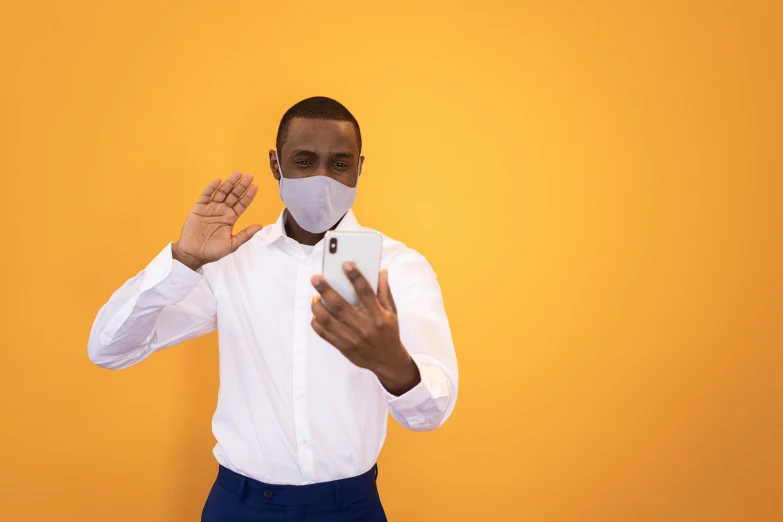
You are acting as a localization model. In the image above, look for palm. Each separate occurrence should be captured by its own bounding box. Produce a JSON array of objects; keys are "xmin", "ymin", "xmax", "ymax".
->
[{"xmin": 175, "ymin": 173, "xmax": 262, "ymax": 266}]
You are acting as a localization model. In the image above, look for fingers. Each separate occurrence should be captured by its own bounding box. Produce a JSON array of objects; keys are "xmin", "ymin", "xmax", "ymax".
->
[
  {"xmin": 197, "ymin": 173, "xmax": 258, "ymax": 211},
  {"xmin": 196, "ymin": 178, "xmax": 223, "ymax": 204},
  {"xmin": 211, "ymin": 172, "xmax": 243, "ymax": 203},
  {"xmin": 343, "ymin": 262, "xmax": 379, "ymax": 312},
  {"xmin": 311, "ymin": 275, "xmax": 356, "ymax": 322},
  {"xmin": 377, "ymin": 269, "xmax": 397, "ymax": 313},
  {"xmin": 232, "ymin": 184, "xmax": 259, "ymax": 217},
  {"xmin": 231, "ymin": 224, "xmax": 264, "ymax": 252},
  {"xmin": 311, "ymin": 296, "xmax": 356, "ymax": 348},
  {"xmin": 311, "ymin": 314, "xmax": 352, "ymax": 352},
  {"xmin": 223, "ymin": 174, "xmax": 254, "ymax": 207}
]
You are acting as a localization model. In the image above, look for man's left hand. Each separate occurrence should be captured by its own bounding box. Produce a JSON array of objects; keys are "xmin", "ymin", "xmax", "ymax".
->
[{"xmin": 311, "ymin": 263, "xmax": 421, "ymax": 396}]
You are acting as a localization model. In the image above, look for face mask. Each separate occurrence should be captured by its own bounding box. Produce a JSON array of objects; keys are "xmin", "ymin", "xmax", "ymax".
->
[{"xmin": 275, "ymin": 151, "xmax": 362, "ymax": 234}]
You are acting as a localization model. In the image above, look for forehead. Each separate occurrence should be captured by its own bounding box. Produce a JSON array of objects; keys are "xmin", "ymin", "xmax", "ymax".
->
[{"xmin": 283, "ymin": 118, "xmax": 358, "ymax": 154}]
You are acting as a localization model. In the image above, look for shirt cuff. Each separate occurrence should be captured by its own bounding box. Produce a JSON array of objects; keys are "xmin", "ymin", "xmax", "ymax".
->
[
  {"xmin": 385, "ymin": 373, "xmax": 432, "ymax": 410},
  {"xmin": 384, "ymin": 358, "xmax": 447, "ymax": 429},
  {"xmin": 139, "ymin": 243, "xmax": 204, "ymax": 301}
]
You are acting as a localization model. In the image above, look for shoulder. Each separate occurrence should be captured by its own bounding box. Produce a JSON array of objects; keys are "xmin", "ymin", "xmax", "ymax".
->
[
  {"xmin": 359, "ymin": 226, "xmax": 440, "ymax": 295},
  {"xmin": 201, "ymin": 218, "xmax": 280, "ymax": 282},
  {"xmin": 356, "ymin": 225, "xmax": 430, "ymax": 269},
  {"xmin": 250, "ymin": 222, "xmax": 282, "ymax": 245}
]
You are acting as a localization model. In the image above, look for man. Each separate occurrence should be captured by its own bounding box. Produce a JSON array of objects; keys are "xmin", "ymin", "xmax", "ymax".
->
[{"xmin": 88, "ymin": 96, "xmax": 459, "ymax": 521}]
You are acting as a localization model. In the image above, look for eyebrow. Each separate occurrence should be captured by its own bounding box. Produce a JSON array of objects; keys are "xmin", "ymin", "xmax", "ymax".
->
[
  {"xmin": 290, "ymin": 150, "xmax": 355, "ymax": 159},
  {"xmin": 290, "ymin": 149, "xmax": 317, "ymax": 157},
  {"xmin": 330, "ymin": 152, "xmax": 355, "ymax": 159}
]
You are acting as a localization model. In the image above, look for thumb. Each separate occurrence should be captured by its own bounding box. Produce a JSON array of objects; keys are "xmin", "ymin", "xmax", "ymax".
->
[
  {"xmin": 231, "ymin": 224, "xmax": 263, "ymax": 252},
  {"xmin": 377, "ymin": 269, "xmax": 397, "ymax": 313}
]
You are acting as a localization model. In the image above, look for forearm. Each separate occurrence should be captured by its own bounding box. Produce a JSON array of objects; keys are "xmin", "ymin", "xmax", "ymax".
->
[{"xmin": 87, "ymin": 244, "xmax": 215, "ymax": 369}]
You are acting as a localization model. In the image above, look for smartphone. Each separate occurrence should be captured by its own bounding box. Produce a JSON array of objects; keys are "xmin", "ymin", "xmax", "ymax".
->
[{"xmin": 321, "ymin": 230, "xmax": 383, "ymax": 307}]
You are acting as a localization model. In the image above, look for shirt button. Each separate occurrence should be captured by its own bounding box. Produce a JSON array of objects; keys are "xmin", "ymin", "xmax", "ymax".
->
[
  {"xmin": 296, "ymin": 392, "xmax": 304, "ymax": 400},
  {"xmin": 300, "ymin": 438, "xmax": 307, "ymax": 445}
]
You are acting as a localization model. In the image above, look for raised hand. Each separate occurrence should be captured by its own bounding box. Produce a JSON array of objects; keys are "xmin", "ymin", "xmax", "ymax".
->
[{"xmin": 172, "ymin": 173, "xmax": 263, "ymax": 271}]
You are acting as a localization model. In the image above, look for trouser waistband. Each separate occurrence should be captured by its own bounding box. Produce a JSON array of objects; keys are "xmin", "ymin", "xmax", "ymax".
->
[{"xmin": 216, "ymin": 464, "xmax": 379, "ymax": 507}]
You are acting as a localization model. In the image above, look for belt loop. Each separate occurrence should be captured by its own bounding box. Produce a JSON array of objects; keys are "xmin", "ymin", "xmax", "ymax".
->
[
  {"xmin": 237, "ymin": 476, "xmax": 247, "ymax": 502},
  {"xmin": 334, "ymin": 482, "xmax": 343, "ymax": 508}
]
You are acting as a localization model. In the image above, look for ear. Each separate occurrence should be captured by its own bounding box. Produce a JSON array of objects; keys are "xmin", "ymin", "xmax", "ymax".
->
[
  {"xmin": 269, "ymin": 150, "xmax": 281, "ymax": 181},
  {"xmin": 358, "ymin": 155, "xmax": 365, "ymax": 177}
]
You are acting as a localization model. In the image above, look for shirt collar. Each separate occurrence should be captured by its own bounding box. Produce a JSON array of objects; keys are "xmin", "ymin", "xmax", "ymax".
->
[{"xmin": 256, "ymin": 208, "xmax": 361, "ymax": 247}]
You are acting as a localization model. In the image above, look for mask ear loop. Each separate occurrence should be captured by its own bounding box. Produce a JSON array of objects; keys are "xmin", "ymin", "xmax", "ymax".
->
[{"xmin": 275, "ymin": 151, "xmax": 285, "ymax": 198}]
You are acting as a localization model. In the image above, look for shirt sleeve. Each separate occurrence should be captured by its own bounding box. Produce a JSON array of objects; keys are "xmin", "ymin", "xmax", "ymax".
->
[
  {"xmin": 87, "ymin": 243, "xmax": 218, "ymax": 370},
  {"xmin": 383, "ymin": 251, "xmax": 459, "ymax": 431}
]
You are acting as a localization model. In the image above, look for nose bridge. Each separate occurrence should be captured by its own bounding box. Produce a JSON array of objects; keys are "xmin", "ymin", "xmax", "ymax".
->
[{"xmin": 314, "ymin": 161, "xmax": 331, "ymax": 178}]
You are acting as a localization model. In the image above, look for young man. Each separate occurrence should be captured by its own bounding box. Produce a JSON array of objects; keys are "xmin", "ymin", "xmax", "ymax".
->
[{"xmin": 88, "ymin": 97, "xmax": 459, "ymax": 521}]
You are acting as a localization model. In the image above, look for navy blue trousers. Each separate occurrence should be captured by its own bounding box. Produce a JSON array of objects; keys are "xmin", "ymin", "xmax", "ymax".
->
[{"xmin": 201, "ymin": 465, "xmax": 387, "ymax": 522}]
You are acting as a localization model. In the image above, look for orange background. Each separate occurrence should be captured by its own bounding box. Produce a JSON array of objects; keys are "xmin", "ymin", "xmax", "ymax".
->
[{"xmin": 1, "ymin": 1, "xmax": 781, "ymax": 521}]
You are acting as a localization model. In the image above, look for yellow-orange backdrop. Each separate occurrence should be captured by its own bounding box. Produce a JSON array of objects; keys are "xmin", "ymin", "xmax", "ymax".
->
[{"xmin": 1, "ymin": 1, "xmax": 781, "ymax": 521}]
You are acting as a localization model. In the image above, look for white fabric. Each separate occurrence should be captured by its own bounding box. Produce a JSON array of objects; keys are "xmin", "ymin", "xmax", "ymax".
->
[
  {"xmin": 87, "ymin": 209, "xmax": 458, "ymax": 485},
  {"xmin": 277, "ymin": 151, "xmax": 362, "ymax": 233}
]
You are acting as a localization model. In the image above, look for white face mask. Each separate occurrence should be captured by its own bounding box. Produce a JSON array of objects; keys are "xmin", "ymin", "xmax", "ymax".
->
[{"xmin": 275, "ymin": 151, "xmax": 362, "ymax": 234}]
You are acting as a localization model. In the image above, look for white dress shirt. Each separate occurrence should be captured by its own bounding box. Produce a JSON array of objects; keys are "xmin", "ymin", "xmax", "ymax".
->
[{"xmin": 87, "ymin": 209, "xmax": 458, "ymax": 485}]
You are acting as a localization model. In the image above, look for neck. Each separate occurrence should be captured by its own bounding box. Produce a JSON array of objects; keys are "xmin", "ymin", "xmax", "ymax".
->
[{"xmin": 284, "ymin": 209, "xmax": 344, "ymax": 246}]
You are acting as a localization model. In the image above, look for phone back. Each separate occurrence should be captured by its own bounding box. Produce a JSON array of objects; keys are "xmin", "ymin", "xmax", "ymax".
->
[{"xmin": 321, "ymin": 230, "xmax": 383, "ymax": 307}]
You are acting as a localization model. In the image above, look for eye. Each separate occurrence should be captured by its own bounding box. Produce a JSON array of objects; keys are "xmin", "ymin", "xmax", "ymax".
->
[
  {"xmin": 295, "ymin": 160, "xmax": 312, "ymax": 165},
  {"xmin": 332, "ymin": 162, "xmax": 348, "ymax": 169}
]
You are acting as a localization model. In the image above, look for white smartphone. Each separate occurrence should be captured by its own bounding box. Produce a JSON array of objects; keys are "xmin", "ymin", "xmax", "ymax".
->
[{"xmin": 321, "ymin": 230, "xmax": 383, "ymax": 307}]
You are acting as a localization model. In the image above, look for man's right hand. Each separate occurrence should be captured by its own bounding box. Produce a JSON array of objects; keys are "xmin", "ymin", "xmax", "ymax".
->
[{"xmin": 172, "ymin": 173, "xmax": 263, "ymax": 271}]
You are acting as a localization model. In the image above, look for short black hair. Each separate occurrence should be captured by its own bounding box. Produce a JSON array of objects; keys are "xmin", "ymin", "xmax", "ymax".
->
[{"xmin": 276, "ymin": 96, "xmax": 362, "ymax": 153}]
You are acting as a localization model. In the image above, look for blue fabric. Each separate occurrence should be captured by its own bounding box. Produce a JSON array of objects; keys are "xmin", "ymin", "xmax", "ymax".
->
[{"xmin": 201, "ymin": 465, "xmax": 387, "ymax": 522}]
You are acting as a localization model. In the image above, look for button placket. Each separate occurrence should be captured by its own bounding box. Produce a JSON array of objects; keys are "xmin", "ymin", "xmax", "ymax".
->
[{"xmin": 291, "ymin": 257, "xmax": 315, "ymax": 482}]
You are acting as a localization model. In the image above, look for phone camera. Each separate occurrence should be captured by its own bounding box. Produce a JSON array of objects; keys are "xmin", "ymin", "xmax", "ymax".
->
[{"xmin": 329, "ymin": 237, "xmax": 338, "ymax": 254}]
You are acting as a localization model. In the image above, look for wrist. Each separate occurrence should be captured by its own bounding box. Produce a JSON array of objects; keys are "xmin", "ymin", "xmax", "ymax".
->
[
  {"xmin": 171, "ymin": 242, "xmax": 203, "ymax": 272},
  {"xmin": 375, "ymin": 351, "xmax": 421, "ymax": 397}
]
